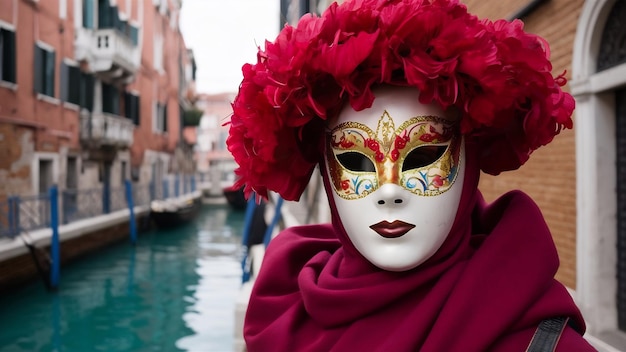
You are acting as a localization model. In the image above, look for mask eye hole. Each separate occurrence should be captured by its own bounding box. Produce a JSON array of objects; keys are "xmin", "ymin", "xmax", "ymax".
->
[
  {"xmin": 336, "ymin": 152, "xmax": 376, "ymax": 172},
  {"xmin": 402, "ymin": 145, "xmax": 447, "ymax": 172}
]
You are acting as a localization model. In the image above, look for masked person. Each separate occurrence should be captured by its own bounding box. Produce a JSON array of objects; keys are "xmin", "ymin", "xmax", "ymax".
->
[{"xmin": 226, "ymin": 0, "xmax": 597, "ymax": 351}]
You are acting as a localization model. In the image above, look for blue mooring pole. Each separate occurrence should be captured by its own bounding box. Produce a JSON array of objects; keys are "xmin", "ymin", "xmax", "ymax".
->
[
  {"xmin": 264, "ymin": 197, "xmax": 284, "ymax": 248},
  {"xmin": 240, "ymin": 193, "xmax": 257, "ymax": 284},
  {"xmin": 49, "ymin": 185, "xmax": 60, "ymax": 290},
  {"xmin": 125, "ymin": 180, "xmax": 137, "ymax": 245},
  {"xmin": 241, "ymin": 193, "xmax": 257, "ymax": 248}
]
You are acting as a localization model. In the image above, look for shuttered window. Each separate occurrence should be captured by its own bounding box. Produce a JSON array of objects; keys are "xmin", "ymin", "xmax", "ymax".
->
[
  {"xmin": 154, "ymin": 102, "xmax": 167, "ymax": 132},
  {"xmin": 98, "ymin": 0, "xmax": 114, "ymax": 28},
  {"xmin": 60, "ymin": 62, "xmax": 80, "ymax": 104},
  {"xmin": 83, "ymin": 0, "xmax": 94, "ymax": 28},
  {"xmin": 163, "ymin": 103, "xmax": 167, "ymax": 132},
  {"xmin": 0, "ymin": 27, "xmax": 16, "ymax": 84},
  {"xmin": 96, "ymin": 0, "xmax": 137, "ymax": 44},
  {"xmin": 129, "ymin": 25, "xmax": 139, "ymax": 46},
  {"xmin": 79, "ymin": 74, "xmax": 94, "ymax": 111},
  {"xmin": 60, "ymin": 62, "xmax": 94, "ymax": 111},
  {"xmin": 34, "ymin": 43, "xmax": 55, "ymax": 97},
  {"xmin": 124, "ymin": 92, "xmax": 140, "ymax": 125},
  {"xmin": 102, "ymin": 82, "xmax": 120, "ymax": 115}
]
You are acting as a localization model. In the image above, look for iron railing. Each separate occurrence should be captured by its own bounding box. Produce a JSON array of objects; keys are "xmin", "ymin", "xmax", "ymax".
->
[
  {"xmin": 62, "ymin": 187, "xmax": 102, "ymax": 224},
  {"xmin": 0, "ymin": 194, "xmax": 51, "ymax": 238},
  {"xmin": 1, "ymin": 174, "xmax": 201, "ymax": 239},
  {"xmin": 132, "ymin": 183, "xmax": 152, "ymax": 207},
  {"xmin": 0, "ymin": 197, "xmax": 20, "ymax": 237}
]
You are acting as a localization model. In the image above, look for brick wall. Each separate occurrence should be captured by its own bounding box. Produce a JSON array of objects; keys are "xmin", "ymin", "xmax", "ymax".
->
[
  {"xmin": 0, "ymin": 123, "xmax": 35, "ymax": 197},
  {"xmin": 128, "ymin": 3, "xmax": 189, "ymax": 169},
  {"xmin": 462, "ymin": 0, "xmax": 584, "ymax": 288},
  {"xmin": 0, "ymin": 0, "xmax": 82, "ymax": 200}
]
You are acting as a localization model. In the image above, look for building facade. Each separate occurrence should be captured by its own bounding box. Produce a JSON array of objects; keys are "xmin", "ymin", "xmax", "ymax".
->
[
  {"xmin": 462, "ymin": 1, "xmax": 626, "ymax": 350},
  {"xmin": 0, "ymin": 0, "xmax": 197, "ymax": 206},
  {"xmin": 194, "ymin": 92, "xmax": 238, "ymax": 196}
]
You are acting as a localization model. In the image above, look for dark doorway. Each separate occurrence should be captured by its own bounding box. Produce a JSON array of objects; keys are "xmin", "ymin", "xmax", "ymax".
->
[{"xmin": 38, "ymin": 159, "xmax": 53, "ymax": 195}]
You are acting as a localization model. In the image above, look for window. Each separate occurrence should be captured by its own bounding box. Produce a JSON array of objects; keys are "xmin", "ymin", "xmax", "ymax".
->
[
  {"xmin": 34, "ymin": 43, "xmax": 55, "ymax": 97},
  {"xmin": 98, "ymin": 0, "xmax": 115, "ymax": 28},
  {"xmin": 153, "ymin": 19, "xmax": 163, "ymax": 71},
  {"xmin": 129, "ymin": 25, "xmax": 139, "ymax": 46},
  {"xmin": 102, "ymin": 82, "xmax": 120, "ymax": 115},
  {"xmin": 61, "ymin": 62, "xmax": 94, "ymax": 111},
  {"xmin": 0, "ymin": 27, "xmax": 16, "ymax": 84},
  {"xmin": 156, "ymin": 0, "xmax": 167, "ymax": 14},
  {"xmin": 66, "ymin": 156, "xmax": 77, "ymax": 189},
  {"xmin": 79, "ymin": 73, "xmax": 94, "ymax": 111},
  {"xmin": 83, "ymin": 0, "xmax": 94, "ymax": 28},
  {"xmin": 154, "ymin": 34, "xmax": 163, "ymax": 71},
  {"xmin": 38, "ymin": 159, "xmax": 53, "ymax": 194},
  {"xmin": 59, "ymin": 0, "xmax": 67, "ymax": 20},
  {"xmin": 60, "ymin": 62, "xmax": 80, "ymax": 104},
  {"xmin": 120, "ymin": 160, "xmax": 127, "ymax": 183},
  {"xmin": 96, "ymin": 0, "xmax": 137, "ymax": 44},
  {"xmin": 154, "ymin": 102, "xmax": 167, "ymax": 133},
  {"xmin": 219, "ymin": 132, "xmax": 228, "ymax": 151},
  {"xmin": 124, "ymin": 92, "xmax": 140, "ymax": 125}
]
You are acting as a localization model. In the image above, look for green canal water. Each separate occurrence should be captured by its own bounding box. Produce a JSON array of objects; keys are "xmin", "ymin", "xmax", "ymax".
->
[{"xmin": 0, "ymin": 203, "xmax": 246, "ymax": 352}]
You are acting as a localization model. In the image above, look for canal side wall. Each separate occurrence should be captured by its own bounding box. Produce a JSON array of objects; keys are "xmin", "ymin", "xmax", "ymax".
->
[{"xmin": 0, "ymin": 205, "xmax": 151, "ymax": 294}]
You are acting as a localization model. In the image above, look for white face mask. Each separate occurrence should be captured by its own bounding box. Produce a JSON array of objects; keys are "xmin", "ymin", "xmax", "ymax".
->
[{"xmin": 325, "ymin": 86, "xmax": 466, "ymax": 271}]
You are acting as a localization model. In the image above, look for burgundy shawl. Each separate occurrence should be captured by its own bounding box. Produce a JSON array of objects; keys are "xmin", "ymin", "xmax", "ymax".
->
[{"xmin": 244, "ymin": 144, "xmax": 595, "ymax": 351}]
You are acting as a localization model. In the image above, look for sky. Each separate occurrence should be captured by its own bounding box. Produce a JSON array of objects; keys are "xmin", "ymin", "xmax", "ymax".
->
[{"xmin": 179, "ymin": 0, "xmax": 281, "ymax": 95}]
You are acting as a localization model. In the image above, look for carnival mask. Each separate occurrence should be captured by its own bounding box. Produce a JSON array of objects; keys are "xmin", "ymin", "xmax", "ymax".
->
[{"xmin": 325, "ymin": 86, "xmax": 466, "ymax": 271}]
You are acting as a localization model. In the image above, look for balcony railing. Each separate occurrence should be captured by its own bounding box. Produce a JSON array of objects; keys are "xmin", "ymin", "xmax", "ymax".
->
[
  {"xmin": 75, "ymin": 28, "xmax": 140, "ymax": 79},
  {"xmin": 93, "ymin": 29, "xmax": 139, "ymax": 73},
  {"xmin": 80, "ymin": 110, "xmax": 134, "ymax": 148}
]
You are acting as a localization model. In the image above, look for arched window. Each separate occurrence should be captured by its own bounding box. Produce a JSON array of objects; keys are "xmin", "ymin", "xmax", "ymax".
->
[{"xmin": 597, "ymin": 1, "xmax": 626, "ymax": 72}]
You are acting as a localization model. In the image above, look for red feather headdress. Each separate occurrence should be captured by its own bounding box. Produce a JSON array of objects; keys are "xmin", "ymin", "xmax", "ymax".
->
[{"xmin": 226, "ymin": 0, "xmax": 574, "ymax": 201}]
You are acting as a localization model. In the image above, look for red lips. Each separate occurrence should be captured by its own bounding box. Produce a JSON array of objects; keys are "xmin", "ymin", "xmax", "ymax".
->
[{"xmin": 369, "ymin": 220, "xmax": 416, "ymax": 238}]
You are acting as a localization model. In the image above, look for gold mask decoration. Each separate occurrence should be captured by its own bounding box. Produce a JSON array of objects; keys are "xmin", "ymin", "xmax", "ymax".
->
[{"xmin": 326, "ymin": 111, "xmax": 461, "ymax": 200}]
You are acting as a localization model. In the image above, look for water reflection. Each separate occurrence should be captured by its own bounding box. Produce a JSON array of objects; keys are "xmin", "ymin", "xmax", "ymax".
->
[
  {"xmin": 177, "ymin": 204, "xmax": 244, "ymax": 352},
  {"xmin": 0, "ymin": 204, "xmax": 245, "ymax": 352}
]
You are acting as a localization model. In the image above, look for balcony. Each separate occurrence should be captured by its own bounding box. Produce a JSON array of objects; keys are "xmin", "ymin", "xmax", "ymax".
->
[
  {"xmin": 80, "ymin": 109, "xmax": 134, "ymax": 148},
  {"xmin": 75, "ymin": 28, "xmax": 140, "ymax": 82}
]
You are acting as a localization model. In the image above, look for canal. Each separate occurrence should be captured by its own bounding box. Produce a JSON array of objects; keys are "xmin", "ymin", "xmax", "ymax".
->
[{"xmin": 0, "ymin": 203, "xmax": 245, "ymax": 352}]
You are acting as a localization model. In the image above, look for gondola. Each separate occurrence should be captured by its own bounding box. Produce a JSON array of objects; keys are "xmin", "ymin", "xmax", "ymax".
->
[
  {"xmin": 223, "ymin": 184, "xmax": 247, "ymax": 210},
  {"xmin": 150, "ymin": 195, "xmax": 202, "ymax": 228}
]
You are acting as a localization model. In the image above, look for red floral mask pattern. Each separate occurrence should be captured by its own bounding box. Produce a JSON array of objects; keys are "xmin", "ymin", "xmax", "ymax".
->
[{"xmin": 327, "ymin": 112, "xmax": 461, "ymax": 199}]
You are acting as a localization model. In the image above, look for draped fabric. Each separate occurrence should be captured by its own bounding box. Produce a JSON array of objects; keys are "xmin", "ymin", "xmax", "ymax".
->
[{"xmin": 244, "ymin": 143, "xmax": 595, "ymax": 351}]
